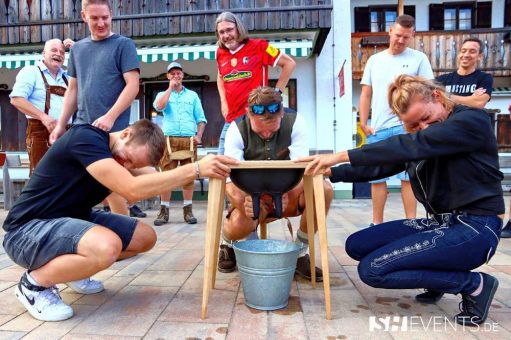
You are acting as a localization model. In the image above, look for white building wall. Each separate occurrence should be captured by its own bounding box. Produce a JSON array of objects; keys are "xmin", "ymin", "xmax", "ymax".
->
[{"xmin": 313, "ymin": 0, "xmax": 353, "ymax": 195}]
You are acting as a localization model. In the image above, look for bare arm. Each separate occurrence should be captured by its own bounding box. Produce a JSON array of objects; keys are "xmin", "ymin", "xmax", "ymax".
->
[
  {"xmin": 359, "ymin": 85, "xmax": 374, "ymax": 136},
  {"xmin": 50, "ymin": 77, "xmax": 78, "ymax": 143},
  {"xmin": 296, "ymin": 151, "xmax": 351, "ymax": 176},
  {"xmin": 10, "ymin": 97, "xmax": 57, "ymax": 133},
  {"xmin": 216, "ymin": 71, "xmax": 228, "ymax": 119},
  {"xmin": 92, "ymin": 70, "xmax": 140, "ymax": 131},
  {"xmin": 86, "ymin": 154, "xmax": 238, "ymax": 203},
  {"xmin": 194, "ymin": 122, "xmax": 206, "ymax": 145},
  {"xmin": 450, "ymin": 89, "xmax": 490, "ymax": 109},
  {"xmin": 274, "ymin": 53, "xmax": 296, "ymax": 91}
]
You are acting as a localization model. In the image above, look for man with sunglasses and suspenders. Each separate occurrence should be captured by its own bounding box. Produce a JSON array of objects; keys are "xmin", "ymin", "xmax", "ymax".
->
[
  {"xmin": 217, "ymin": 86, "xmax": 333, "ymax": 281},
  {"xmin": 10, "ymin": 39, "xmax": 71, "ymax": 175}
]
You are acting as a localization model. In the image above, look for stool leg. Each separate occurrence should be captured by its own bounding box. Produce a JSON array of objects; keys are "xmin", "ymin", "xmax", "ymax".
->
[
  {"xmin": 312, "ymin": 174, "xmax": 331, "ymax": 320},
  {"xmin": 260, "ymin": 221, "xmax": 267, "ymax": 239},
  {"xmin": 303, "ymin": 176, "xmax": 317, "ymax": 288},
  {"xmin": 201, "ymin": 178, "xmax": 225, "ymax": 319},
  {"xmin": 211, "ymin": 185, "xmax": 226, "ymax": 288}
]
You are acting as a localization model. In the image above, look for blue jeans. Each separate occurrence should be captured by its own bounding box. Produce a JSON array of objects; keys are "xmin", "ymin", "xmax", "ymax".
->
[
  {"xmin": 217, "ymin": 122, "xmax": 231, "ymax": 155},
  {"xmin": 366, "ymin": 125, "xmax": 408, "ymax": 183},
  {"xmin": 346, "ymin": 213, "xmax": 502, "ymax": 295}
]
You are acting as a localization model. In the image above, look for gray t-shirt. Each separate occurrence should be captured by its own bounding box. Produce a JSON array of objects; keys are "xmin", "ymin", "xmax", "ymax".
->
[{"xmin": 68, "ymin": 34, "xmax": 139, "ymax": 131}]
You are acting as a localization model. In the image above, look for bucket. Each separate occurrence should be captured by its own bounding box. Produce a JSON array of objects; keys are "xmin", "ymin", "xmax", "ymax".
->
[{"xmin": 233, "ymin": 239, "xmax": 303, "ymax": 310}]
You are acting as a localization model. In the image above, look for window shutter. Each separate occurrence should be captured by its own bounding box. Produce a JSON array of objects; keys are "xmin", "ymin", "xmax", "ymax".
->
[
  {"xmin": 429, "ymin": 4, "xmax": 444, "ymax": 31},
  {"xmin": 506, "ymin": 0, "xmax": 511, "ymax": 27},
  {"xmin": 354, "ymin": 7, "xmax": 370, "ymax": 32},
  {"xmin": 475, "ymin": 2, "xmax": 492, "ymax": 28},
  {"xmin": 404, "ymin": 5, "xmax": 415, "ymax": 19}
]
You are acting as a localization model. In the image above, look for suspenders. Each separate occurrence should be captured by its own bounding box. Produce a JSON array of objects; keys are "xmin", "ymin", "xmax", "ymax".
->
[{"xmin": 37, "ymin": 66, "xmax": 68, "ymax": 114}]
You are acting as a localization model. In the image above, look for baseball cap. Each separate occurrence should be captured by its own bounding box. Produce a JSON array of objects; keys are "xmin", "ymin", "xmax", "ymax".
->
[{"xmin": 167, "ymin": 61, "xmax": 183, "ymax": 72}]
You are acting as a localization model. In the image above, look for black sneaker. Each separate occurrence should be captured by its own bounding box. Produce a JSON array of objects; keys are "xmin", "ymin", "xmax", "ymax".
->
[
  {"xmin": 129, "ymin": 204, "xmax": 147, "ymax": 218},
  {"xmin": 218, "ymin": 245, "xmax": 236, "ymax": 273},
  {"xmin": 454, "ymin": 273, "xmax": 499, "ymax": 326},
  {"xmin": 295, "ymin": 254, "xmax": 323, "ymax": 282},
  {"xmin": 500, "ymin": 220, "xmax": 511, "ymax": 238},
  {"xmin": 415, "ymin": 289, "xmax": 444, "ymax": 303},
  {"xmin": 103, "ymin": 205, "xmax": 110, "ymax": 212}
]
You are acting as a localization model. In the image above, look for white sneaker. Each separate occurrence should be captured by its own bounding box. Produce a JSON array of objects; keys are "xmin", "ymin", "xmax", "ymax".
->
[
  {"xmin": 15, "ymin": 273, "xmax": 73, "ymax": 322},
  {"xmin": 65, "ymin": 278, "xmax": 104, "ymax": 294}
]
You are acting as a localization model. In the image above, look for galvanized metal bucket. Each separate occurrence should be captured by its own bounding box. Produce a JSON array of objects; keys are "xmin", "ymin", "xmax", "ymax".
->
[{"xmin": 233, "ymin": 239, "xmax": 303, "ymax": 310}]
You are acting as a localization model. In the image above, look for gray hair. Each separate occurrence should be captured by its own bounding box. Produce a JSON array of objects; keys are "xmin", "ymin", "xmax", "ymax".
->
[
  {"xmin": 43, "ymin": 39, "xmax": 64, "ymax": 53},
  {"xmin": 215, "ymin": 12, "xmax": 249, "ymax": 48}
]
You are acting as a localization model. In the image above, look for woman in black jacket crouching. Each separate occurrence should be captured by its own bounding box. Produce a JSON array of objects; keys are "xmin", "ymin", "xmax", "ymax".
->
[{"xmin": 299, "ymin": 74, "xmax": 504, "ymax": 327}]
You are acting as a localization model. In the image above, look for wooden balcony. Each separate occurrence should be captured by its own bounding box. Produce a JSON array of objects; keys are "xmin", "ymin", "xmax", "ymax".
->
[
  {"xmin": 352, "ymin": 28, "xmax": 511, "ymax": 79},
  {"xmin": 0, "ymin": 0, "xmax": 332, "ymax": 48}
]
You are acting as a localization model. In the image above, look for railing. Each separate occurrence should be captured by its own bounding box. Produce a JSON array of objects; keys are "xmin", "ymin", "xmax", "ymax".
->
[
  {"xmin": 352, "ymin": 28, "xmax": 511, "ymax": 79},
  {"xmin": 0, "ymin": 0, "xmax": 332, "ymax": 46}
]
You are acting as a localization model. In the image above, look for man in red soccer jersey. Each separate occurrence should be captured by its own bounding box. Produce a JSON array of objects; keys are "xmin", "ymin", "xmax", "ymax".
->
[{"xmin": 214, "ymin": 11, "xmax": 296, "ymax": 154}]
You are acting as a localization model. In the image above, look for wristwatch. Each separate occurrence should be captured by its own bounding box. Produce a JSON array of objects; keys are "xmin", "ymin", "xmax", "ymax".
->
[{"xmin": 275, "ymin": 87, "xmax": 283, "ymax": 95}]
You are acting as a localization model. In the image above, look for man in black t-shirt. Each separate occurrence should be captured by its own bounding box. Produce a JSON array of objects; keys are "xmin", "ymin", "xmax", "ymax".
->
[
  {"xmin": 436, "ymin": 38, "xmax": 493, "ymax": 109},
  {"xmin": 2, "ymin": 120, "xmax": 237, "ymax": 322}
]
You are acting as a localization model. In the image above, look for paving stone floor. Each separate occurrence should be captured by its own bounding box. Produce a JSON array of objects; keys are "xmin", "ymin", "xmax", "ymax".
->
[{"xmin": 0, "ymin": 193, "xmax": 510, "ymax": 339}]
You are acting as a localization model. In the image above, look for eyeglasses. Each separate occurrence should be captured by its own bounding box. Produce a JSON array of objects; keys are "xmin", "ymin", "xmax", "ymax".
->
[{"xmin": 250, "ymin": 102, "xmax": 281, "ymax": 115}]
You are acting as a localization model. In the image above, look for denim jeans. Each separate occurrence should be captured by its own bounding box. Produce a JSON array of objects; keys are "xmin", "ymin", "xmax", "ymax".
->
[
  {"xmin": 366, "ymin": 125, "xmax": 408, "ymax": 183},
  {"xmin": 217, "ymin": 122, "xmax": 231, "ymax": 155},
  {"xmin": 346, "ymin": 213, "xmax": 502, "ymax": 295},
  {"xmin": 3, "ymin": 209, "xmax": 137, "ymax": 270}
]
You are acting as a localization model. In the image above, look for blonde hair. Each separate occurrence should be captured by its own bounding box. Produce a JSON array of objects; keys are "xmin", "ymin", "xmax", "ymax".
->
[
  {"xmin": 82, "ymin": 0, "xmax": 112, "ymax": 11},
  {"xmin": 215, "ymin": 12, "xmax": 248, "ymax": 48},
  {"xmin": 388, "ymin": 75, "xmax": 453, "ymax": 116}
]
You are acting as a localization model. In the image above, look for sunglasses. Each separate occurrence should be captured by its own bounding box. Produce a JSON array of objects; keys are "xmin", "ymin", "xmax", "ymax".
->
[{"xmin": 250, "ymin": 102, "xmax": 281, "ymax": 115}]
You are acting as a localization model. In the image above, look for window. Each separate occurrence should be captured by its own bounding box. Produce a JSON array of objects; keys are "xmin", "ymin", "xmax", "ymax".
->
[
  {"xmin": 369, "ymin": 8, "xmax": 396, "ymax": 32},
  {"xmin": 505, "ymin": 0, "xmax": 511, "ymax": 27},
  {"xmin": 430, "ymin": 2, "xmax": 491, "ymax": 31},
  {"xmin": 354, "ymin": 6, "xmax": 415, "ymax": 33}
]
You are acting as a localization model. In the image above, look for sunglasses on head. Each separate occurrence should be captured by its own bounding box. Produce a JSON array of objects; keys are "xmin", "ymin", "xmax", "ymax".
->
[{"xmin": 250, "ymin": 102, "xmax": 281, "ymax": 115}]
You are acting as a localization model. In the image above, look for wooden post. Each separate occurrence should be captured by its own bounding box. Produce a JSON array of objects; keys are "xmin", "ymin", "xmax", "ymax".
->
[{"xmin": 398, "ymin": 0, "xmax": 404, "ymax": 16}]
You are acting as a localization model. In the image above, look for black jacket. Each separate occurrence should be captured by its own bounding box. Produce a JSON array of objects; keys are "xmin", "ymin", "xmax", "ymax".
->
[{"xmin": 331, "ymin": 105, "xmax": 504, "ymax": 215}]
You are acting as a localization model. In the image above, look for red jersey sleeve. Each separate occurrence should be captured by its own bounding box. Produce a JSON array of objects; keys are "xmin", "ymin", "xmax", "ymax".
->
[{"xmin": 258, "ymin": 39, "xmax": 281, "ymax": 67}]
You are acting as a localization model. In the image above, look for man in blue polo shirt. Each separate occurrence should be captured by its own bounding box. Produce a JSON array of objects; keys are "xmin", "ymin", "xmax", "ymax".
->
[{"xmin": 153, "ymin": 61, "xmax": 207, "ymax": 226}]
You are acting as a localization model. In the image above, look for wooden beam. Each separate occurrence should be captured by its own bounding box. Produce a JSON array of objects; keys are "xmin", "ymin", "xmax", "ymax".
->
[{"xmin": 398, "ymin": 0, "xmax": 404, "ymax": 16}]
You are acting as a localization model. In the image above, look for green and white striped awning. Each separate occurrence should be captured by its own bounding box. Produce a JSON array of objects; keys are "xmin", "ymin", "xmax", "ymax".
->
[
  {"xmin": 0, "ymin": 52, "xmax": 70, "ymax": 69},
  {"xmin": 0, "ymin": 39, "xmax": 312, "ymax": 69},
  {"xmin": 137, "ymin": 39, "xmax": 312, "ymax": 63}
]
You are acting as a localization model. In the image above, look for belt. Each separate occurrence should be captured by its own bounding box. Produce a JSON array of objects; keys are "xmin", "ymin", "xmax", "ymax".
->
[
  {"xmin": 27, "ymin": 119, "xmax": 45, "ymax": 126},
  {"xmin": 27, "ymin": 120, "xmax": 72, "ymax": 129}
]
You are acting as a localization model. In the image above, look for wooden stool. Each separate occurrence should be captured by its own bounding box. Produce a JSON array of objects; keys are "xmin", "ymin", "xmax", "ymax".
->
[{"xmin": 201, "ymin": 161, "xmax": 331, "ymax": 319}]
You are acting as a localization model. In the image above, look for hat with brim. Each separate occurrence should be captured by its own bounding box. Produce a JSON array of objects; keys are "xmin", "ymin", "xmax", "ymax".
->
[{"xmin": 167, "ymin": 61, "xmax": 183, "ymax": 72}]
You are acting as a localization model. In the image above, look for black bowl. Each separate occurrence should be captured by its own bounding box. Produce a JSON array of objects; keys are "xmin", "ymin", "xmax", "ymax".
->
[{"xmin": 230, "ymin": 168, "xmax": 304, "ymax": 219}]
